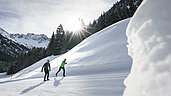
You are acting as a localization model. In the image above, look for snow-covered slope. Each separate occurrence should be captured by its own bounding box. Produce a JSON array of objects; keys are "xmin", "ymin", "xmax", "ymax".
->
[
  {"xmin": 0, "ymin": 28, "xmax": 9, "ymax": 37},
  {"xmin": 0, "ymin": 28, "xmax": 50, "ymax": 48},
  {"xmin": 123, "ymin": 0, "xmax": 171, "ymax": 96},
  {"xmin": 0, "ymin": 19, "xmax": 132, "ymax": 96}
]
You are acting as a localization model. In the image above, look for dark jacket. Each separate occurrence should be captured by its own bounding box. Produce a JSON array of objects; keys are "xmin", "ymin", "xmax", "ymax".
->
[{"xmin": 42, "ymin": 62, "xmax": 51, "ymax": 72}]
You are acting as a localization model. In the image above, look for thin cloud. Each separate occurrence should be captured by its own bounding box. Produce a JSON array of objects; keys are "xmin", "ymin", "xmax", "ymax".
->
[{"xmin": 0, "ymin": 0, "xmax": 116, "ymax": 37}]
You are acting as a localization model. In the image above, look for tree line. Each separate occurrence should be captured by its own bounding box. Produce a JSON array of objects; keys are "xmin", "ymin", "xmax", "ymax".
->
[{"xmin": 86, "ymin": 0, "xmax": 143, "ymax": 34}]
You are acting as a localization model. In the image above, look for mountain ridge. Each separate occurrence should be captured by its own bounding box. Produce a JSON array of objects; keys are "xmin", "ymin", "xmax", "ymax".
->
[{"xmin": 0, "ymin": 28, "xmax": 50, "ymax": 49}]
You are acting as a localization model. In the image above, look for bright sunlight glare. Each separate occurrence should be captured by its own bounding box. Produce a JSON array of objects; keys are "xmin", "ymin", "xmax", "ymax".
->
[{"xmin": 65, "ymin": 18, "xmax": 82, "ymax": 32}]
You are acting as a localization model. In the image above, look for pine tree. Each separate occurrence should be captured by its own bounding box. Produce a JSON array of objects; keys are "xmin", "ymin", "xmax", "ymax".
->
[
  {"xmin": 47, "ymin": 32, "xmax": 55, "ymax": 56},
  {"xmin": 54, "ymin": 24, "xmax": 66, "ymax": 55},
  {"xmin": 80, "ymin": 19, "xmax": 88, "ymax": 39}
]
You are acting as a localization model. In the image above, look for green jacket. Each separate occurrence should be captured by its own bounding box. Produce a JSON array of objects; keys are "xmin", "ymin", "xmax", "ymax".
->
[{"xmin": 60, "ymin": 61, "xmax": 67, "ymax": 67}]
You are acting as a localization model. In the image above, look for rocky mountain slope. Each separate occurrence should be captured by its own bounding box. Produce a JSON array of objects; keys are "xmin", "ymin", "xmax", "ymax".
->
[{"xmin": 0, "ymin": 28, "xmax": 50, "ymax": 49}]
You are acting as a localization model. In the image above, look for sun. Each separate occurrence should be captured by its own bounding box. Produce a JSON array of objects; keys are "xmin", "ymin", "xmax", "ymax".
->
[
  {"xmin": 65, "ymin": 18, "xmax": 82, "ymax": 32},
  {"xmin": 65, "ymin": 18, "xmax": 93, "ymax": 42}
]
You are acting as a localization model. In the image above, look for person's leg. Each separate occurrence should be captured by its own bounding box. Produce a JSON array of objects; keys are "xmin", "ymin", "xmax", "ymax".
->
[
  {"xmin": 62, "ymin": 67, "xmax": 65, "ymax": 77},
  {"xmin": 47, "ymin": 71, "xmax": 49, "ymax": 80},
  {"xmin": 56, "ymin": 67, "xmax": 62, "ymax": 76},
  {"xmin": 44, "ymin": 73, "xmax": 47, "ymax": 81}
]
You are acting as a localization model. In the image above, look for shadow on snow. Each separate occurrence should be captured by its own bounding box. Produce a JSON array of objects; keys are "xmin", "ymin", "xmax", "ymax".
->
[
  {"xmin": 20, "ymin": 77, "xmax": 64, "ymax": 94},
  {"xmin": 53, "ymin": 77, "xmax": 64, "ymax": 87},
  {"xmin": 20, "ymin": 81, "xmax": 45, "ymax": 94}
]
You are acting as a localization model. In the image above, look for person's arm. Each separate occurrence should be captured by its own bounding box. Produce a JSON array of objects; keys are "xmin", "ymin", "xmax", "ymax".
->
[{"xmin": 41, "ymin": 64, "xmax": 45, "ymax": 72}]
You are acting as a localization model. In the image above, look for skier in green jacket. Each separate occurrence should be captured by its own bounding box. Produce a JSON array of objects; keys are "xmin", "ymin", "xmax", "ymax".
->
[{"xmin": 56, "ymin": 59, "xmax": 67, "ymax": 77}]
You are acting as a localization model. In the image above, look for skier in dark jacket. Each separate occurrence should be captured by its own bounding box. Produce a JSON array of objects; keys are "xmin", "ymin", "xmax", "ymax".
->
[
  {"xmin": 41, "ymin": 60, "xmax": 51, "ymax": 81},
  {"xmin": 56, "ymin": 59, "xmax": 67, "ymax": 77}
]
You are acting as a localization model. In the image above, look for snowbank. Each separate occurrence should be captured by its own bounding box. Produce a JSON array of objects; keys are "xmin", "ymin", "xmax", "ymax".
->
[{"xmin": 123, "ymin": 0, "xmax": 171, "ymax": 96}]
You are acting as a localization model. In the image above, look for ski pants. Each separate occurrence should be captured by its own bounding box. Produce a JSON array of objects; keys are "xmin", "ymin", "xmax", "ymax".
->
[
  {"xmin": 56, "ymin": 67, "xmax": 65, "ymax": 76},
  {"xmin": 44, "ymin": 69, "xmax": 49, "ymax": 80}
]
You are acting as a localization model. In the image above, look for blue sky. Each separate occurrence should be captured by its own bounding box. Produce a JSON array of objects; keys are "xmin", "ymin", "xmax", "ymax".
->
[{"xmin": 0, "ymin": 0, "xmax": 118, "ymax": 37}]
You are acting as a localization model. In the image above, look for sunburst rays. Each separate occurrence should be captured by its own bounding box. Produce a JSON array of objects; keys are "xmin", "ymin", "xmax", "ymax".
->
[{"xmin": 66, "ymin": 26, "xmax": 93, "ymax": 43}]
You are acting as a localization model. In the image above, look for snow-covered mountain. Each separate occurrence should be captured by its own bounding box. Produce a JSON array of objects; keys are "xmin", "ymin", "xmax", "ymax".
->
[
  {"xmin": 0, "ymin": 28, "xmax": 50, "ymax": 49},
  {"xmin": 0, "ymin": 34, "xmax": 29, "ymax": 57},
  {"xmin": 0, "ymin": 19, "xmax": 131, "ymax": 96},
  {"xmin": 0, "ymin": 29, "xmax": 29, "ymax": 72}
]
